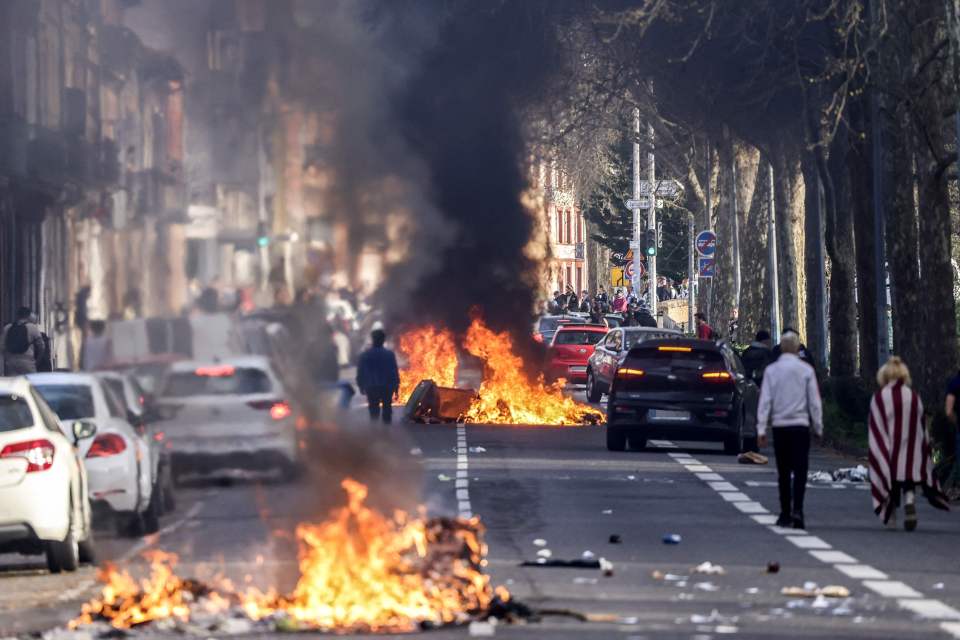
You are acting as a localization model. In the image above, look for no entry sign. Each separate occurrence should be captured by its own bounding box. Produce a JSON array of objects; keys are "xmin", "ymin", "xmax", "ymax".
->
[{"xmin": 696, "ymin": 230, "xmax": 717, "ymax": 257}]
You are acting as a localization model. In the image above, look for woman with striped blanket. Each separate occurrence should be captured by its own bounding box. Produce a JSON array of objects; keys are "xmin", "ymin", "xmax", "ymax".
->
[{"xmin": 868, "ymin": 357, "xmax": 949, "ymax": 530}]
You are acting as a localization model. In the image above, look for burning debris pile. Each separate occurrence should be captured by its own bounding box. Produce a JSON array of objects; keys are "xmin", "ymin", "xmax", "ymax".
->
[
  {"xmin": 398, "ymin": 316, "xmax": 603, "ymax": 426},
  {"xmin": 70, "ymin": 479, "xmax": 507, "ymax": 636}
]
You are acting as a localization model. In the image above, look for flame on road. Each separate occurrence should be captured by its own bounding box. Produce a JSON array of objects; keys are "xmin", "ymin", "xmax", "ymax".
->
[
  {"xmin": 462, "ymin": 316, "xmax": 603, "ymax": 426},
  {"xmin": 397, "ymin": 325, "xmax": 459, "ymax": 402},
  {"xmin": 72, "ymin": 480, "xmax": 498, "ymax": 634}
]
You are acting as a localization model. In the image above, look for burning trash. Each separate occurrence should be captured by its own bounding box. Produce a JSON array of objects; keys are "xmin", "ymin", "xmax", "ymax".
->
[
  {"xmin": 397, "ymin": 316, "xmax": 602, "ymax": 426},
  {"xmin": 71, "ymin": 479, "xmax": 507, "ymax": 635},
  {"xmin": 397, "ymin": 326, "xmax": 459, "ymax": 403}
]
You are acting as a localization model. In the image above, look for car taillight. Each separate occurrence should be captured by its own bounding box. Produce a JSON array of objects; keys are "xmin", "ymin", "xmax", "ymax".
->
[
  {"xmin": 269, "ymin": 402, "xmax": 292, "ymax": 421},
  {"xmin": 86, "ymin": 433, "xmax": 127, "ymax": 458},
  {"xmin": 0, "ymin": 439, "xmax": 55, "ymax": 472},
  {"xmin": 153, "ymin": 430, "xmax": 165, "ymax": 442},
  {"xmin": 702, "ymin": 371, "xmax": 732, "ymax": 380},
  {"xmin": 617, "ymin": 367, "xmax": 646, "ymax": 379},
  {"xmin": 533, "ymin": 333, "xmax": 544, "ymax": 343}
]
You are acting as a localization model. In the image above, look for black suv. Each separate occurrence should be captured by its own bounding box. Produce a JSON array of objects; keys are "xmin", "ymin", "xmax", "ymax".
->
[{"xmin": 605, "ymin": 338, "xmax": 759, "ymax": 454}]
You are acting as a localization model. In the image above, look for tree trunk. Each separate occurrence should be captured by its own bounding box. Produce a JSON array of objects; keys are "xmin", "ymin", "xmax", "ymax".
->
[
  {"xmin": 771, "ymin": 139, "xmax": 804, "ymax": 335},
  {"xmin": 737, "ymin": 146, "xmax": 771, "ymax": 339},
  {"xmin": 848, "ymin": 95, "xmax": 880, "ymax": 380},
  {"xmin": 801, "ymin": 153, "xmax": 827, "ymax": 371},
  {"xmin": 823, "ymin": 144, "xmax": 858, "ymax": 377},
  {"xmin": 711, "ymin": 129, "xmax": 737, "ymax": 341}
]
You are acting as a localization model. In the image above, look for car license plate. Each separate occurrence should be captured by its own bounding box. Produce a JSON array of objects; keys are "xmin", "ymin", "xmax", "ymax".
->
[
  {"xmin": 569, "ymin": 366, "xmax": 587, "ymax": 373},
  {"xmin": 649, "ymin": 410, "xmax": 690, "ymax": 421}
]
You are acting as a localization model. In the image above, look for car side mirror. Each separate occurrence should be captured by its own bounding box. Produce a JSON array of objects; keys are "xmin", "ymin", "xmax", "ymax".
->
[{"xmin": 72, "ymin": 420, "xmax": 97, "ymax": 443}]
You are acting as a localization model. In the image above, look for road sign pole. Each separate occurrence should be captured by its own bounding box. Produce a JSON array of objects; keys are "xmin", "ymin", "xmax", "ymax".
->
[
  {"xmin": 631, "ymin": 108, "xmax": 643, "ymax": 297},
  {"xmin": 646, "ymin": 84, "xmax": 657, "ymax": 316},
  {"xmin": 688, "ymin": 213, "xmax": 695, "ymax": 333},
  {"xmin": 767, "ymin": 162, "xmax": 781, "ymax": 343}
]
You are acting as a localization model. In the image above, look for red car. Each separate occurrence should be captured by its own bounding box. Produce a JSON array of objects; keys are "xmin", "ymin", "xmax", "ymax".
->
[{"xmin": 546, "ymin": 324, "xmax": 609, "ymax": 384}]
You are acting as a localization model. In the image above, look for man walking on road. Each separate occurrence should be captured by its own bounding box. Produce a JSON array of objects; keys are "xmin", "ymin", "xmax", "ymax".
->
[
  {"xmin": 1, "ymin": 306, "xmax": 45, "ymax": 375},
  {"xmin": 757, "ymin": 331, "xmax": 823, "ymax": 529},
  {"xmin": 356, "ymin": 328, "xmax": 400, "ymax": 424}
]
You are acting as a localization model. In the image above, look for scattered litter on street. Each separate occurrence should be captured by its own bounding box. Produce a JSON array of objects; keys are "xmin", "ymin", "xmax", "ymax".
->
[
  {"xmin": 745, "ymin": 587, "xmax": 760, "ymax": 594},
  {"xmin": 738, "ymin": 451, "xmax": 769, "ymax": 465},
  {"xmin": 533, "ymin": 538, "xmax": 547, "ymax": 547},
  {"xmin": 469, "ymin": 446, "xmax": 488, "ymax": 453},
  {"xmin": 933, "ymin": 582, "xmax": 945, "ymax": 590},
  {"xmin": 781, "ymin": 584, "xmax": 851, "ymax": 598},
  {"xmin": 809, "ymin": 465, "xmax": 868, "ymax": 483},
  {"xmin": 693, "ymin": 561, "xmax": 725, "ymax": 576},
  {"xmin": 437, "ymin": 474, "xmax": 452, "ymax": 481},
  {"xmin": 766, "ymin": 561, "xmax": 780, "ymax": 574},
  {"xmin": 409, "ymin": 447, "xmax": 423, "ymax": 456},
  {"xmin": 663, "ymin": 534, "xmax": 682, "ymax": 544},
  {"xmin": 520, "ymin": 559, "xmax": 602, "ymax": 569},
  {"xmin": 468, "ymin": 621, "xmax": 496, "ymax": 636},
  {"xmin": 536, "ymin": 548, "xmax": 553, "ymax": 559},
  {"xmin": 600, "ymin": 557, "xmax": 614, "ymax": 577},
  {"xmin": 602, "ymin": 509, "xmax": 614, "ymax": 515},
  {"xmin": 694, "ymin": 582, "xmax": 719, "ymax": 592},
  {"xmin": 581, "ymin": 550, "xmax": 596, "ymax": 560},
  {"xmin": 609, "ymin": 534, "xmax": 622, "ymax": 544},
  {"xmin": 690, "ymin": 610, "xmax": 738, "ymax": 625},
  {"xmin": 627, "ymin": 474, "xmax": 637, "ymax": 480},
  {"xmin": 573, "ymin": 577, "xmax": 598, "ymax": 585}
]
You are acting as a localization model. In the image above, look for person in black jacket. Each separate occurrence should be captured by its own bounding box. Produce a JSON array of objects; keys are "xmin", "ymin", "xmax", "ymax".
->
[
  {"xmin": 741, "ymin": 330, "xmax": 773, "ymax": 384},
  {"xmin": 770, "ymin": 327, "xmax": 817, "ymax": 374},
  {"xmin": 357, "ymin": 329, "xmax": 401, "ymax": 424}
]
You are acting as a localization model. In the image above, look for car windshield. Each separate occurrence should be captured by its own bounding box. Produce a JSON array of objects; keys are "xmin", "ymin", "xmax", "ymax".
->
[
  {"xmin": 0, "ymin": 394, "xmax": 34, "ymax": 432},
  {"xmin": 605, "ymin": 315, "xmax": 623, "ymax": 328},
  {"xmin": 554, "ymin": 330, "xmax": 604, "ymax": 346},
  {"xmin": 632, "ymin": 348, "xmax": 725, "ymax": 371},
  {"xmin": 103, "ymin": 379, "xmax": 126, "ymax": 406},
  {"xmin": 161, "ymin": 367, "xmax": 272, "ymax": 397},
  {"xmin": 33, "ymin": 385, "xmax": 95, "ymax": 420},
  {"xmin": 625, "ymin": 331, "xmax": 676, "ymax": 349}
]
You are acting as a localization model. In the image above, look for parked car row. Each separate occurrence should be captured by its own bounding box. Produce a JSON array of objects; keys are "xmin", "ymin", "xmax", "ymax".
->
[{"xmin": 538, "ymin": 317, "xmax": 761, "ymax": 457}]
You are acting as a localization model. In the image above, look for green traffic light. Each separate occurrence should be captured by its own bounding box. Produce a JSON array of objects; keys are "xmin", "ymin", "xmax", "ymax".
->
[{"xmin": 257, "ymin": 236, "xmax": 269, "ymax": 247}]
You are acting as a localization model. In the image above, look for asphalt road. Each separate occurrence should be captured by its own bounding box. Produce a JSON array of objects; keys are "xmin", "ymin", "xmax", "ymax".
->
[{"xmin": 4, "ymin": 399, "xmax": 960, "ymax": 639}]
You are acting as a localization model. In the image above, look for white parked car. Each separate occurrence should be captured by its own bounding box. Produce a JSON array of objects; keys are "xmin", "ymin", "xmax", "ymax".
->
[
  {"xmin": 96, "ymin": 371, "xmax": 176, "ymax": 515},
  {"xmin": 0, "ymin": 377, "xmax": 96, "ymax": 572},
  {"xmin": 155, "ymin": 356, "xmax": 300, "ymax": 479},
  {"xmin": 28, "ymin": 373, "xmax": 160, "ymax": 537}
]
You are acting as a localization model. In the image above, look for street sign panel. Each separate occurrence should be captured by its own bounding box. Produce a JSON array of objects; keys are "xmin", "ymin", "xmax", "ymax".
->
[
  {"xmin": 698, "ymin": 257, "xmax": 716, "ymax": 278},
  {"xmin": 639, "ymin": 180, "xmax": 683, "ymax": 198},
  {"xmin": 696, "ymin": 230, "xmax": 717, "ymax": 257},
  {"xmin": 611, "ymin": 267, "xmax": 626, "ymax": 287},
  {"xmin": 626, "ymin": 197, "xmax": 651, "ymax": 210},
  {"xmin": 625, "ymin": 261, "xmax": 635, "ymax": 280}
]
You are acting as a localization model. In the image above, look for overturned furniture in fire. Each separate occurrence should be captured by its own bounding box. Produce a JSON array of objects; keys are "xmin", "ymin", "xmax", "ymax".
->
[{"xmin": 404, "ymin": 380, "xmax": 478, "ymax": 423}]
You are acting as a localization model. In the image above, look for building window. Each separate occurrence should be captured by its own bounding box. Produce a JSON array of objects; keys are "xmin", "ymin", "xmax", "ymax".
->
[
  {"xmin": 577, "ymin": 266, "xmax": 583, "ymax": 294},
  {"xmin": 565, "ymin": 210, "xmax": 572, "ymax": 244},
  {"xmin": 576, "ymin": 213, "xmax": 582, "ymax": 244},
  {"xmin": 556, "ymin": 210, "xmax": 563, "ymax": 244}
]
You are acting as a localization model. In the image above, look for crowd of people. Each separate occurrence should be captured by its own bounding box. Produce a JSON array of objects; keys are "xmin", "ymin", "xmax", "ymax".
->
[{"xmin": 545, "ymin": 284, "xmax": 659, "ymax": 328}]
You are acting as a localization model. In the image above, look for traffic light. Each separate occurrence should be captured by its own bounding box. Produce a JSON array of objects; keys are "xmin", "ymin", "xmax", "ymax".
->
[
  {"xmin": 256, "ymin": 221, "xmax": 269, "ymax": 248},
  {"xmin": 645, "ymin": 228, "xmax": 657, "ymax": 257}
]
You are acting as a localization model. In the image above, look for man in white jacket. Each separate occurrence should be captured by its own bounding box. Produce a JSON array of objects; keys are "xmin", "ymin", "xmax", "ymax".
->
[{"xmin": 757, "ymin": 331, "xmax": 823, "ymax": 529}]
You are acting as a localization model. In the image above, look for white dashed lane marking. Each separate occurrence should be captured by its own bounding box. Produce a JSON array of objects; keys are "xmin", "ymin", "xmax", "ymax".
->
[
  {"xmin": 455, "ymin": 425, "xmax": 472, "ymax": 519},
  {"xmin": 652, "ymin": 440, "xmax": 960, "ymax": 625}
]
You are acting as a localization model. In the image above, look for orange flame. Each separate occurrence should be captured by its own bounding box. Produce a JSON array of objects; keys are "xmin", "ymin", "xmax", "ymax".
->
[
  {"xmin": 397, "ymin": 326, "xmax": 459, "ymax": 402},
  {"xmin": 72, "ymin": 480, "xmax": 497, "ymax": 633},
  {"xmin": 462, "ymin": 317, "xmax": 603, "ymax": 426}
]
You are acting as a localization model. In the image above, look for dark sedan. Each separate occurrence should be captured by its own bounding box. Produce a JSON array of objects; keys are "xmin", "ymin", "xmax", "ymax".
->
[{"xmin": 604, "ymin": 338, "xmax": 759, "ymax": 454}]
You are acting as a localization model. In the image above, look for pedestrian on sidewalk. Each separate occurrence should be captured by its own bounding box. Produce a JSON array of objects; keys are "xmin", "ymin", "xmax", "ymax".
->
[
  {"xmin": 356, "ymin": 328, "xmax": 400, "ymax": 424},
  {"xmin": 80, "ymin": 320, "xmax": 113, "ymax": 371},
  {"xmin": 1, "ymin": 306, "xmax": 46, "ymax": 375},
  {"xmin": 741, "ymin": 330, "xmax": 773, "ymax": 384},
  {"xmin": 694, "ymin": 313, "xmax": 716, "ymax": 340},
  {"xmin": 757, "ymin": 331, "xmax": 823, "ymax": 529},
  {"xmin": 868, "ymin": 357, "xmax": 949, "ymax": 530}
]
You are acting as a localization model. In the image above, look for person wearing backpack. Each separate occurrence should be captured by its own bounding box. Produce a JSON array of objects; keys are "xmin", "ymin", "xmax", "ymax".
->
[{"xmin": 2, "ymin": 306, "xmax": 45, "ymax": 375}]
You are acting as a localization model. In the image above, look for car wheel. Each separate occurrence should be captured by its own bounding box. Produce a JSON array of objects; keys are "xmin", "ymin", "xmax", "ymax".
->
[
  {"xmin": 46, "ymin": 507, "xmax": 79, "ymax": 574},
  {"xmin": 161, "ymin": 464, "xmax": 177, "ymax": 514},
  {"xmin": 141, "ymin": 483, "xmax": 162, "ymax": 535},
  {"xmin": 78, "ymin": 530, "xmax": 96, "ymax": 565},
  {"xmin": 724, "ymin": 414, "xmax": 744, "ymax": 455},
  {"xmin": 606, "ymin": 428, "xmax": 627, "ymax": 452},
  {"xmin": 627, "ymin": 434, "xmax": 647, "ymax": 451},
  {"xmin": 586, "ymin": 371, "xmax": 602, "ymax": 403}
]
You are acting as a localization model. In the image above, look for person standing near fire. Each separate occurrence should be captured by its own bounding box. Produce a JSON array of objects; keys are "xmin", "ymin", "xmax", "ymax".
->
[{"xmin": 357, "ymin": 328, "xmax": 400, "ymax": 424}]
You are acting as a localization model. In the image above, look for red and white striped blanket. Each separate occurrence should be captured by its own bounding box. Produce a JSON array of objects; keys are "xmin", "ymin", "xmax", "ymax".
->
[{"xmin": 868, "ymin": 381, "xmax": 949, "ymax": 522}]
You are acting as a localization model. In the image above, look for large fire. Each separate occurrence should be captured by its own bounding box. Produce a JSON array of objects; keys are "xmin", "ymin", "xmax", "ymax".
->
[
  {"xmin": 396, "ymin": 317, "xmax": 602, "ymax": 425},
  {"xmin": 397, "ymin": 326, "xmax": 458, "ymax": 402},
  {"xmin": 462, "ymin": 317, "xmax": 602, "ymax": 426},
  {"xmin": 72, "ymin": 479, "xmax": 500, "ymax": 634}
]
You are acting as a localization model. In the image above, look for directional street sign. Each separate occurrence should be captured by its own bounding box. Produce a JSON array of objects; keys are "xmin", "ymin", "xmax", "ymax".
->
[
  {"xmin": 626, "ymin": 197, "xmax": 664, "ymax": 210},
  {"xmin": 698, "ymin": 257, "xmax": 716, "ymax": 278},
  {"xmin": 696, "ymin": 230, "xmax": 717, "ymax": 257},
  {"xmin": 639, "ymin": 180, "xmax": 683, "ymax": 198}
]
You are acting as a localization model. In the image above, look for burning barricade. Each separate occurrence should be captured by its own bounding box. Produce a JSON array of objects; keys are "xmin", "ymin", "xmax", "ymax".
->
[
  {"xmin": 397, "ymin": 316, "xmax": 603, "ymax": 426},
  {"xmin": 70, "ymin": 479, "xmax": 509, "ymax": 636}
]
